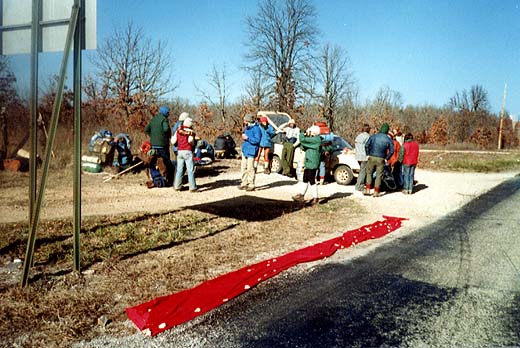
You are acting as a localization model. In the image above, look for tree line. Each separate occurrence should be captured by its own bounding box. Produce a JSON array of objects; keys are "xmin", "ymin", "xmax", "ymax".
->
[{"xmin": 0, "ymin": 0, "xmax": 518, "ymax": 164}]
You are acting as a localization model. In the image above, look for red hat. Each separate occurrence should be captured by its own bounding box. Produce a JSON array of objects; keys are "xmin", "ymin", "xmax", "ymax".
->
[{"xmin": 260, "ymin": 116, "xmax": 268, "ymax": 123}]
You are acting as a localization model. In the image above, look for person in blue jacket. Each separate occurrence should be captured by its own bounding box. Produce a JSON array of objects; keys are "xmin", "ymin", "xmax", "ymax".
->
[
  {"xmin": 240, "ymin": 113, "xmax": 262, "ymax": 191},
  {"xmin": 363, "ymin": 122, "xmax": 394, "ymax": 197},
  {"xmin": 254, "ymin": 116, "xmax": 276, "ymax": 174}
]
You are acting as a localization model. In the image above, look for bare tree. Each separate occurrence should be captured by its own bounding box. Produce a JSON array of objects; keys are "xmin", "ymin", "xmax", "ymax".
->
[
  {"xmin": 196, "ymin": 64, "xmax": 228, "ymax": 123},
  {"xmin": 302, "ymin": 43, "xmax": 356, "ymax": 131},
  {"xmin": 90, "ymin": 22, "xmax": 175, "ymax": 127},
  {"xmin": 448, "ymin": 84, "xmax": 491, "ymax": 142},
  {"xmin": 244, "ymin": 66, "xmax": 270, "ymax": 110},
  {"xmin": 449, "ymin": 84, "xmax": 490, "ymax": 113},
  {"xmin": 367, "ymin": 85, "xmax": 403, "ymax": 126},
  {"xmin": 245, "ymin": 0, "xmax": 318, "ymax": 113}
]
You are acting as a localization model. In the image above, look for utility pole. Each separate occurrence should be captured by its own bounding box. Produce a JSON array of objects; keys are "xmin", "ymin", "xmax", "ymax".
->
[{"xmin": 497, "ymin": 83, "xmax": 507, "ymax": 150}]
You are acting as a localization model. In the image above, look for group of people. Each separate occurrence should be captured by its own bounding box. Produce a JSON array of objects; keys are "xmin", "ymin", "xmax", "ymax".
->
[
  {"xmin": 144, "ymin": 105, "xmax": 420, "ymax": 201},
  {"xmin": 144, "ymin": 106, "xmax": 238, "ymax": 191},
  {"xmin": 355, "ymin": 122, "xmax": 420, "ymax": 197},
  {"xmin": 239, "ymin": 112, "xmax": 330, "ymax": 205},
  {"xmin": 88, "ymin": 129, "xmax": 134, "ymax": 172}
]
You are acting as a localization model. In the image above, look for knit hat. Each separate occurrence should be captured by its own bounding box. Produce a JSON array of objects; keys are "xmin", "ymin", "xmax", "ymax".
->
[
  {"xmin": 380, "ymin": 123, "xmax": 390, "ymax": 134},
  {"xmin": 183, "ymin": 117, "xmax": 193, "ymax": 128},
  {"xmin": 159, "ymin": 106, "xmax": 170, "ymax": 116},
  {"xmin": 244, "ymin": 113, "xmax": 255, "ymax": 123},
  {"xmin": 288, "ymin": 119, "xmax": 295, "ymax": 125},
  {"xmin": 179, "ymin": 112, "xmax": 189, "ymax": 121},
  {"xmin": 260, "ymin": 116, "xmax": 268, "ymax": 123},
  {"xmin": 309, "ymin": 125, "xmax": 321, "ymax": 136}
]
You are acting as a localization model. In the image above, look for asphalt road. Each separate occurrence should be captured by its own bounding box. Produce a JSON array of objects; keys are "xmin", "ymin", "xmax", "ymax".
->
[{"xmin": 80, "ymin": 175, "xmax": 520, "ymax": 348}]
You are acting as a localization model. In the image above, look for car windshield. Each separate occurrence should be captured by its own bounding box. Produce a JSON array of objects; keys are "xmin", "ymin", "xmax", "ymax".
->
[
  {"xmin": 264, "ymin": 114, "xmax": 290, "ymax": 128},
  {"xmin": 331, "ymin": 136, "xmax": 353, "ymax": 151}
]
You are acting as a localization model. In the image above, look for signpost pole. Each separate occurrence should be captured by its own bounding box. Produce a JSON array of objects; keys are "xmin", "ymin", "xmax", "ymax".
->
[
  {"xmin": 21, "ymin": 3, "xmax": 80, "ymax": 287},
  {"xmin": 73, "ymin": 0, "xmax": 82, "ymax": 272}
]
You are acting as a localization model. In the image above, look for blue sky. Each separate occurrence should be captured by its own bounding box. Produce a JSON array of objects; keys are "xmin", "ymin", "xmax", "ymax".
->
[{"xmin": 7, "ymin": 0, "xmax": 520, "ymax": 119}]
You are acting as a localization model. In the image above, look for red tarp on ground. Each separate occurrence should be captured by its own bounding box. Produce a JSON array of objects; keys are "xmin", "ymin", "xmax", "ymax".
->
[{"xmin": 126, "ymin": 215, "xmax": 406, "ymax": 336}]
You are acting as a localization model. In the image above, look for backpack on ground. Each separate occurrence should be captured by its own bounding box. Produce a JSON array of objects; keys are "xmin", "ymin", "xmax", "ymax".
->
[{"xmin": 148, "ymin": 156, "xmax": 167, "ymax": 188}]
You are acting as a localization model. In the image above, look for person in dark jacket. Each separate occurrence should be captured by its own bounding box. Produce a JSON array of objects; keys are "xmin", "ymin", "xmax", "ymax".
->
[
  {"xmin": 363, "ymin": 123, "xmax": 394, "ymax": 197},
  {"xmin": 144, "ymin": 106, "xmax": 174, "ymax": 185},
  {"xmin": 144, "ymin": 106, "xmax": 171, "ymax": 160},
  {"xmin": 240, "ymin": 113, "xmax": 262, "ymax": 191},
  {"xmin": 214, "ymin": 132, "xmax": 237, "ymax": 158}
]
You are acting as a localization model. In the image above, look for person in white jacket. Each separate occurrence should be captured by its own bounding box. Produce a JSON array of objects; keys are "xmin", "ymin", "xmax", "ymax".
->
[{"xmin": 354, "ymin": 123, "xmax": 371, "ymax": 191}]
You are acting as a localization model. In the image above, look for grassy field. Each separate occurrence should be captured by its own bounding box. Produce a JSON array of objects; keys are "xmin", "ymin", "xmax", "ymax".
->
[{"xmin": 418, "ymin": 149, "xmax": 520, "ymax": 172}]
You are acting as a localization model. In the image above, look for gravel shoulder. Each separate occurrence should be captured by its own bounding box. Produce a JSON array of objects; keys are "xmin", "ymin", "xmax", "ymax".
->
[{"xmin": 1, "ymin": 161, "xmax": 516, "ymax": 227}]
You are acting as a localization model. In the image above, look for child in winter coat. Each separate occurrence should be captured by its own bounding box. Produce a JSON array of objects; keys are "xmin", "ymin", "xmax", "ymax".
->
[
  {"xmin": 398, "ymin": 132, "xmax": 420, "ymax": 194},
  {"xmin": 292, "ymin": 126, "xmax": 332, "ymax": 205},
  {"xmin": 254, "ymin": 116, "xmax": 276, "ymax": 174}
]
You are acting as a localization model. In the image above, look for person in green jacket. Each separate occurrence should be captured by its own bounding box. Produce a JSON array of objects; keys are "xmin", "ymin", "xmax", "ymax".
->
[
  {"xmin": 144, "ymin": 106, "xmax": 174, "ymax": 185},
  {"xmin": 144, "ymin": 106, "xmax": 172, "ymax": 160},
  {"xmin": 292, "ymin": 125, "xmax": 331, "ymax": 205}
]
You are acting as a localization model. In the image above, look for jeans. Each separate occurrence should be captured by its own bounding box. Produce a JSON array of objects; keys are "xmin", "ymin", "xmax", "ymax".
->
[
  {"xmin": 152, "ymin": 146, "xmax": 174, "ymax": 185},
  {"xmin": 174, "ymin": 150, "xmax": 196, "ymax": 190},
  {"xmin": 241, "ymin": 155, "xmax": 256, "ymax": 188},
  {"xmin": 318, "ymin": 161, "xmax": 325, "ymax": 178},
  {"xmin": 355, "ymin": 160, "xmax": 367, "ymax": 191},
  {"xmin": 402, "ymin": 164, "xmax": 416, "ymax": 192},
  {"xmin": 152, "ymin": 146, "xmax": 170, "ymax": 160}
]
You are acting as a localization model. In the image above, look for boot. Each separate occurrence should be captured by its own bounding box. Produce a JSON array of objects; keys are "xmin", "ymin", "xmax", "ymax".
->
[
  {"xmin": 362, "ymin": 187, "xmax": 371, "ymax": 196},
  {"xmin": 310, "ymin": 197, "xmax": 319, "ymax": 205}
]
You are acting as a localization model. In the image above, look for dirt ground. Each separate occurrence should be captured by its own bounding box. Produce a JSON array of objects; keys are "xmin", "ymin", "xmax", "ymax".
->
[{"xmin": 0, "ymin": 159, "xmax": 518, "ymax": 347}]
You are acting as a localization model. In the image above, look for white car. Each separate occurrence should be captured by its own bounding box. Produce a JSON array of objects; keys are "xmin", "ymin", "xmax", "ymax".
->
[{"xmin": 257, "ymin": 111, "xmax": 360, "ymax": 185}]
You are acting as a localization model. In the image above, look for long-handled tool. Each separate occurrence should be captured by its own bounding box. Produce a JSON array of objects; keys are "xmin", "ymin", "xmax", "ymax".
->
[{"xmin": 103, "ymin": 160, "xmax": 143, "ymax": 183}]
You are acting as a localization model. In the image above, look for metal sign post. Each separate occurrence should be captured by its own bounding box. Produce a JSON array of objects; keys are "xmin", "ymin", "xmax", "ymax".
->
[{"xmin": 0, "ymin": 0, "xmax": 96, "ymax": 286}]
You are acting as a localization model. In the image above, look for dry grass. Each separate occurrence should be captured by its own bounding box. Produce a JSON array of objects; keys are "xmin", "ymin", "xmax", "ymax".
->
[
  {"xmin": 418, "ymin": 149, "xmax": 520, "ymax": 172},
  {"xmin": 0, "ymin": 193, "xmax": 364, "ymax": 348}
]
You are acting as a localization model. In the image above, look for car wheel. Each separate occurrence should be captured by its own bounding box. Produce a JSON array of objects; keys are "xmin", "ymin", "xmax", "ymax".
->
[
  {"xmin": 270, "ymin": 155, "xmax": 282, "ymax": 173},
  {"xmin": 334, "ymin": 165, "xmax": 354, "ymax": 185}
]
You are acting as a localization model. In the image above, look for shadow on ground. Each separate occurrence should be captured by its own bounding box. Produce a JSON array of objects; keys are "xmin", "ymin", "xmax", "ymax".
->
[{"xmin": 188, "ymin": 196, "xmax": 301, "ymax": 221}]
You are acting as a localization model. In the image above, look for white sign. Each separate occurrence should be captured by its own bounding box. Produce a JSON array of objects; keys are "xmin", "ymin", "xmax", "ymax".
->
[{"xmin": 0, "ymin": 0, "xmax": 96, "ymax": 55}]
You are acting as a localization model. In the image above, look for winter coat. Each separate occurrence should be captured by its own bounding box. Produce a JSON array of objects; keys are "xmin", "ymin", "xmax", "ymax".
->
[
  {"xmin": 176, "ymin": 125, "xmax": 195, "ymax": 151},
  {"xmin": 241, "ymin": 123, "xmax": 262, "ymax": 158},
  {"xmin": 388, "ymin": 139, "xmax": 401, "ymax": 166},
  {"xmin": 144, "ymin": 113, "xmax": 171, "ymax": 148},
  {"xmin": 365, "ymin": 132, "xmax": 394, "ymax": 160},
  {"xmin": 399, "ymin": 140, "xmax": 420, "ymax": 166},
  {"xmin": 354, "ymin": 131, "xmax": 370, "ymax": 161},
  {"xmin": 259, "ymin": 124, "xmax": 276, "ymax": 148},
  {"xmin": 299, "ymin": 132, "xmax": 322, "ymax": 170}
]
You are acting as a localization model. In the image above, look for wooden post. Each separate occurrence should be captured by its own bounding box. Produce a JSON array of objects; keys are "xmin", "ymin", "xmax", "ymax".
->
[{"xmin": 497, "ymin": 83, "xmax": 507, "ymax": 150}]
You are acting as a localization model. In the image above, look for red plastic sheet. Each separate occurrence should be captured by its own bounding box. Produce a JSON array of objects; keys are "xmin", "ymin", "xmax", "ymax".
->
[{"xmin": 126, "ymin": 215, "xmax": 406, "ymax": 336}]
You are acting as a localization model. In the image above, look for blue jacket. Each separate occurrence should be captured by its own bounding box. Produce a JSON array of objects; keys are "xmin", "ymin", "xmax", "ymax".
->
[
  {"xmin": 259, "ymin": 124, "xmax": 275, "ymax": 148},
  {"xmin": 365, "ymin": 132, "xmax": 394, "ymax": 160},
  {"xmin": 241, "ymin": 123, "xmax": 262, "ymax": 158}
]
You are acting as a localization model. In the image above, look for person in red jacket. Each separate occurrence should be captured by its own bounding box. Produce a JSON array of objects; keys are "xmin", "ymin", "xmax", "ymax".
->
[{"xmin": 398, "ymin": 133, "xmax": 420, "ymax": 194}]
